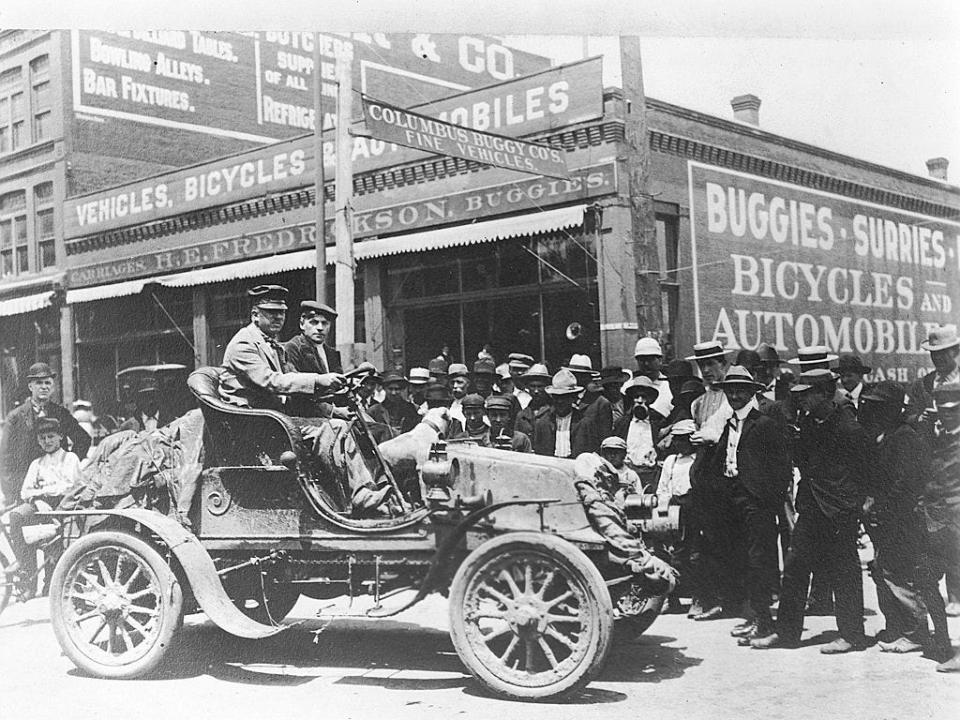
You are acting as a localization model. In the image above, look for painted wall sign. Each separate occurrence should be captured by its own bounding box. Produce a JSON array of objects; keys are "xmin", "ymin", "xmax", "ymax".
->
[
  {"xmin": 66, "ymin": 162, "xmax": 616, "ymax": 288},
  {"xmin": 361, "ymin": 97, "xmax": 569, "ymax": 178},
  {"xmin": 65, "ymin": 57, "xmax": 604, "ymax": 238},
  {"xmin": 688, "ymin": 161, "xmax": 960, "ymax": 382},
  {"xmin": 71, "ymin": 30, "xmax": 551, "ymax": 142}
]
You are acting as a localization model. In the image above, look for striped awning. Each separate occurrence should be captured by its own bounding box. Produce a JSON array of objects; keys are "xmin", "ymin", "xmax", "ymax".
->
[
  {"xmin": 0, "ymin": 290, "xmax": 55, "ymax": 317},
  {"xmin": 65, "ymin": 205, "xmax": 586, "ymax": 302}
]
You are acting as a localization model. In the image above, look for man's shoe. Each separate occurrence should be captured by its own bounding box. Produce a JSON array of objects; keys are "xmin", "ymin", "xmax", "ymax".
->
[
  {"xmin": 874, "ymin": 628, "xmax": 899, "ymax": 644},
  {"xmin": 936, "ymin": 652, "xmax": 960, "ymax": 673},
  {"xmin": 693, "ymin": 605, "xmax": 724, "ymax": 621},
  {"xmin": 750, "ymin": 632, "xmax": 798, "ymax": 650},
  {"xmin": 730, "ymin": 619, "xmax": 757, "ymax": 638},
  {"xmin": 877, "ymin": 637, "xmax": 923, "ymax": 654},
  {"xmin": 944, "ymin": 601, "xmax": 960, "ymax": 618},
  {"xmin": 687, "ymin": 599, "xmax": 704, "ymax": 619},
  {"xmin": 820, "ymin": 638, "xmax": 865, "ymax": 655},
  {"xmin": 352, "ymin": 484, "xmax": 393, "ymax": 511}
]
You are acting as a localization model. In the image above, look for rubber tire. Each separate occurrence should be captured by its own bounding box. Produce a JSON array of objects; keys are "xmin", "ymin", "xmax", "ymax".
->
[
  {"xmin": 49, "ymin": 530, "xmax": 184, "ymax": 679},
  {"xmin": 449, "ymin": 532, "xmax": 614, "ymax": 701},
  {"xmin": 0, "ymin": 552, "xmax": 11, "ymax": 616},
  {"xmin": 616, "ymin": 593, "xmax": 667, "ymax": 638}
]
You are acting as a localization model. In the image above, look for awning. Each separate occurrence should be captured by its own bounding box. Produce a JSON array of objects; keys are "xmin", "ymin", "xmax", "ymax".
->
[
  {"xmin": 65, "ymin": 205, "xmax": 586, "ymax": 301},
  {"xmin": 0, "ymin": 290, "xmax": 55, "ymax": 317}
]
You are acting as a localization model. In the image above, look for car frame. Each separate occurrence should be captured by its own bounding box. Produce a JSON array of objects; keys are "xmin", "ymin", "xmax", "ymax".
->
[{"xmin": 41, "ymin": 365, "xmax": 673, "ymax": 701}]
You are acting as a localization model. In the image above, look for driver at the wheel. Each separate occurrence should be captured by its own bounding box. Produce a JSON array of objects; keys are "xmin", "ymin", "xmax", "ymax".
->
[{"xmin": 219, "ymin": 285, "xmax": 391, "ymax": 512}]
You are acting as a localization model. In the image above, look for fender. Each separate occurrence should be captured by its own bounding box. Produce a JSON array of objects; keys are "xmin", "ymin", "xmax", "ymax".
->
[{"xmin": 45, "ymin": 508, "xmax": 284, "ymax": 639}]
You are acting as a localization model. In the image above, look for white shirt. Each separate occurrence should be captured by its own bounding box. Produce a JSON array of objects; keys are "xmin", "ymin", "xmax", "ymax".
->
[
  {"xmin": 844, "ymin": 383, "xmax": 863, "ymax": 409},
  {"xmin": 724, "ymin": 397, "xmax": 758, "ymax": 478},
  {"xmin": 692, "ymin": 386, "xmax": 733, "ymax": 444},
  {"xmin": 554, "ymin": 413, "xmax": 572, "ymax": 457},
  {"xmin": 651, "ymin": 377, "xmax": 674, "ymax": 418},
  {"xmin": 658, "ymin": 452, "xmax": 695, "ymax": 501},
  {"xmin": 615, "ymin": 464, "xmax": 641, "ymax": 493},
  {"xmin": 449, "ymin": 398, "xmax": 465, "ymax": 425},
  {"xmin": 514, "ymin": 388, "xmax": 532, "ymax": 409},
  {"xmin": 141, "ymin": 412, "xmax": 159, "ymax": 432},
  {"xmin": 21, "ymin": 448, "xmax": 83, "ymax": 500},
  {"xmin": 626, "ymin": 417, "xmax": 656, "ymax": 468}
]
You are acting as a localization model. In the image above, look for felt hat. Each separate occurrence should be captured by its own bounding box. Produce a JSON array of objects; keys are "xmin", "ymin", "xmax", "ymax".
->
[
  {"xmin": 790, "ymin": 368, "xmax": 838, "ymax": 393},
  {"xmin": 686, "ymin": 341, "xmax": 728, "ymax": 362},
  {"xmin": 545, "ymin": 369, "xmax": 581, "ymax": 396},
  {"xmin": 520, "ymin": 363, "xmax": 551, "ymax": 384},
  {"xmin": 664, "ymin": 359, "xmax": 694, "ymax": 379},
  {"xmin": 563, "ymin": 354, "xmax": 594, "ymax": 374},
  {"xmin": 424, "ymin": 383, "xmax": 451, "ymax": 402},
  {"xmin": 789, "ymin": 345, "xmax": 838, "ymax": 366},
  {"xmin": 837, "ymin": 354, "xmax": 872, "ymax": 375},
  {"xmin": 473, "ymin": 358, "xmax": 497, "ymax": 377},
  {"xmin": 735, "ymin": 349, "xmax": 762, "ymax": 370},
  {"xmin": 624, "ymin": 375, "xmax": 660, "ymax": 402},
  {"xmin": 299, "ymin": 300, "xmax": 337, "ymax": 319},
  {"xmin": 757, "ymin": 343, "xmax": 784, "ymax": 365},
  {"xmin": 427, "ymin": 357, "xmax": 449, "ymax": 377},
  {"xmin": 381, "ymin": 372, "xmax": 407, "ymax": 388},
  {"xmin": 861, "ymin": 380, "xmax": 905, "ymax": 407},
  {"xmin": 248, "ymin": 284, "xmax": 288, "ymax": 310},
  {"xmin": 599, "ymin": 366, "xmax": 629, "ymax": 386},
  {"xmin": 447, "ymin": 363, "xmax": 469, "ymax": 379},
  {"xmin": 717, "ymin": 365, "xmax": 763, "ymax": 390},
  {"xmin": 634, "ymin": 337, "xmax": 663, "ymax": 357},
  {"xmin": 26, "ymin": 362, "xmax": 56, "ymax": 380},
  {"xmin": 920, "ymin": 325, "xmax": 960, "ymax": 352},
  {"xmin": 680, "ymin": 378, "xmax": 705, "ymax": 396}
]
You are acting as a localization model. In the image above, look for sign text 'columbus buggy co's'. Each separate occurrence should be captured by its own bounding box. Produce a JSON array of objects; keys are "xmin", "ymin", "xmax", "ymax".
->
[{"xmin": 688, "ymin": 162, "xmax": 960, "ymax": 381}]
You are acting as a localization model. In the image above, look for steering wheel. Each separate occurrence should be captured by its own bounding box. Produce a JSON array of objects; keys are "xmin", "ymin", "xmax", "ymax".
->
[{"xmin": 317, "ymin": 362, "xmax": 377, "ymax": 401}]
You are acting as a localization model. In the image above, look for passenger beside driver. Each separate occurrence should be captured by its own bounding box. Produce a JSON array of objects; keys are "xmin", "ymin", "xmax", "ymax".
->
[
  {"xmin": 283, "ymin": 300, "xmax": 350, "ymax": 420},
  {"xmin": 4, "ymin": 417, "xmax": 82, "ymax": 596}
]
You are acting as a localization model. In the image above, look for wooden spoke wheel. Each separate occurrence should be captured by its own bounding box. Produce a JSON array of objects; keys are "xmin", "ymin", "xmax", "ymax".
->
[
  {"xmin": 50, "ymin": 531, "xmax": 183, "ymax": 679},
  {"xmin": 449, "ymin": 532, "xmax": 613, "ymax": 701}
]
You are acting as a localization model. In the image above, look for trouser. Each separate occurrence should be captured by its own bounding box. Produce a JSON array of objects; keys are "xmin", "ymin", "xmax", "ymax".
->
[
  {"xmin": 293, "ymin": 418, "xmax": 380, "ymax": 510},
  {"xmin": 867, "ymin": 514, "xmax": 930, "ymax": 643},
  {"xmin": 947, "ymin": 567, "xmax": 960, "ymax": 604},
  {"xmin": 694, "ymin": 483, "xmax": 746, "ymax": 612},
  {"xmin": 775, "ymin": 506, "xmax": 865, "ymax": 644},
  {"xmin": 922, "ymin": 509, "xmax": 960, "ymax": 655},
  {"xmin": 728, "ymin": 484, "xmax": 780, "ymax": 626}
]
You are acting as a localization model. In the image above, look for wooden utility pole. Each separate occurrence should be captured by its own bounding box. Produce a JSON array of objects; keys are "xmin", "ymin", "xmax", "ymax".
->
[
  {"xmin": 334, "ymin": 48, "xmax": 356, "ymax": 364},
  {"xmin": 619, "ymin": 36, "xmax": 662, "ymax": 342},
  {"xmin": 312, "ymin": 32, "xmax": 326, "ymax": 304}
]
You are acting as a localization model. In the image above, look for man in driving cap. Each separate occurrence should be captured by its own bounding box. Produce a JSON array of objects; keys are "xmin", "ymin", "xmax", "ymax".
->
[
  {"xmin": 284, "ymin": 300, "xmax": 347, "ymax": 418},
  {"xmin": 219, "ymin": 286, "xmax": 346, "ymax": 411},
  {"xmin": 507, "ymin": 353, "xmax": 535, "ymax": 409},
  {"xmin": 1, "ymin": 362, "xmax": 90, "ymax": 505},
  {"xmin": 448, "ymin": 394, "xmax": 532, "ymax": 453},
  {"xmin": 751, "ymin": 368, "xmax": 869, "ymax": 653}
]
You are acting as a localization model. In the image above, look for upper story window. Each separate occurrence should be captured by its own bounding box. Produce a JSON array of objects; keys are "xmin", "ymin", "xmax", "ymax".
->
[
  {"xmin": 0, "ymin": 67, "xmax": 25, "ymax": 153},
  {"xmin": 0, "ymin": 190, "xmax": 28, "ymax": 277},
  {"xmin": 34, "ymin": 181, "xmax": 55, "ymax": 270},
  {"xmin": 30, "ymin": 55, "xmax": 50, "ymax": 142}
]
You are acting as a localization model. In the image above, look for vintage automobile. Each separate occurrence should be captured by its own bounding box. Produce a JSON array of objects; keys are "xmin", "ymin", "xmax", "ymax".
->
[{"xmin": 42, "ymin": 365, "xmax": 674, "ymax": 701}]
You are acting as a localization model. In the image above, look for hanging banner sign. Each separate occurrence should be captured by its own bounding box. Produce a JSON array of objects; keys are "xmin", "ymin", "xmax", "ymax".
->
[
  {"xmin": 688, "ymin": 161, "xmax": 960, "ymax": 382},
  {"xmin": 361, "ymin": 97, "xmax": 570, "ymax": 179}
]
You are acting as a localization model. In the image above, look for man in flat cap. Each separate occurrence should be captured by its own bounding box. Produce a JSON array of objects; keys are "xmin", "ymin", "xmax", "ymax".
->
[
  {"xmin": 1, "ymin": 362, "xmax": 90, "ymax": 505},
  {"xmin": 446, "ymin": 363, "xmax": 470, "ymax": 427},
  {"xmin": 219, "ymin": 286, "xmax": 346, "ymax": 411},
  {"xmin": 284, "ymin": 300, "xmax": 347, "ymax": 418},
  {"xmin": 367, "ymin": 372, "xmax": 421, "ymax": 436},
  {"xmin": 449, "ymin": 394, "xmax": 532, "ymax": 452}
]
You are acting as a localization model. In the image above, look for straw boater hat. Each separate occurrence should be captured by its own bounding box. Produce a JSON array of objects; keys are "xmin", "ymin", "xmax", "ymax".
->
[
  {"xmin": 921, "ymin": 325, "xmax": 960, "ymax": 352},
  {"xmin": 623, "ymin": 375, "xmax": 660, "ymax": 402},
  {"xmin": 634, "ymin": 337, "xmax": 663, "ymax": 357},
  {"xmin": 407, "ymin": 367, "xmax": 431, "ymax": 385},
  {"xmin": 716, "ymin": 365, "xmax": 764, "ymax": 390},
  {"xmin": 545, "ymin": 369, "xmax": 581, "ymax": 396},
  {"xmin": 686, "ymin": 340, "xmax": 728, "ymax": 362},
  {"xmin": 789, "ymin": 345, "xmax": 838, "ymax": 366},
  {"xmin": 790, "ymin": 368, "xmax": 838, "ymax": 394}
]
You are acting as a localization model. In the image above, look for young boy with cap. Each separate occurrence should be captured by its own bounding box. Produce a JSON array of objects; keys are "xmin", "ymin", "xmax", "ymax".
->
[
  {"xmin": 4, "ymin": 417, "xmax": 83, "ymax": 595},
  {"xmin": 600, "ymin": 436, "xmax": 641, "ymax": 497}
]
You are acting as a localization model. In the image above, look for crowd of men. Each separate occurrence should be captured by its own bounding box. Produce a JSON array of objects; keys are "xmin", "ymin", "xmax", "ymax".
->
[{"xmin": 1, "ymin": 282, "xmax": 958, "ymax": 676}]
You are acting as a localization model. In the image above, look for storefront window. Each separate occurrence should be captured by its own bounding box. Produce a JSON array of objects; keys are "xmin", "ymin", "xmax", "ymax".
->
[{"xmin": 0, "ymin": 189, "xmax": 27, "ymax": 278}]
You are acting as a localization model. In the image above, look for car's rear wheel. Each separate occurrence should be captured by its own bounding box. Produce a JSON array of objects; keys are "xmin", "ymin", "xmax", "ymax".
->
[
  {"xmin": 449, "ymin": 532, "xmax": 613, "ymax": 701},
  {"xmin": 50, "ymin": 531, "xmax": 183, "ymax": 679}
]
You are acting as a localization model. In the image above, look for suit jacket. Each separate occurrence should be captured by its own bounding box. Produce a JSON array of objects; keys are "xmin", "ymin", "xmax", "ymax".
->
[
  {"xmin": 711, "ymin": 407, "xmax": 792, "ymax": 508},
  {"xmin": 283, "ymin": 333, "xmax": 343, "ymax": 417},
  {"xmin": 794, "ymin": 400, "xmax": 869, "ymax": 519},
  {"xmin": 219, "ymin": 323, "xmax": 318, "ymax": 410},
  {"xmin": 367, "ymin": 399, "xmax": 420, "ymax": 435},
  {"xmin": 0, "ymin": 401, "xmax": 91, "ymax": 504},
  {"xmin": 573, "ymin": 395, "xmax": 613, "ymax": 456},
  {"xmin": 530, "ymin": 406, "xmax": 582, "ymax": 458}
]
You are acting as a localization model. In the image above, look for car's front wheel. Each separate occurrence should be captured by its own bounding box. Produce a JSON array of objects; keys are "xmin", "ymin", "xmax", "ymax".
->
[
  {"xmin": 49, "ymin": 531, "xmax": 183, "ymax": 679},
  {"xmin": 448, "ymin": 532, "xmax": 613, "ymax": 701}
]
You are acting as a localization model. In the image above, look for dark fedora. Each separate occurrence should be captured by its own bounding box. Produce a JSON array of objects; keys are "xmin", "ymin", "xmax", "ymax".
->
[
  {"xmin": 664, "ymin": 359, "xmax": 695, "ymax": 379},
  {"xmin": 26, "ymin": 362, "xmax": 56, "ymax": 380},
  {"xmin": 680, "ymin": 378, "xmax": 705, "ymax": 396},
  {"xmin": 735, "ymin": 349, "xmax": 762, "ymax": 369},
  {"xmin": 861, "ymin": 380, "xmax": 905, "ymax": 407},
  {"xmin": 791, "ymin": 368, "xmax": 838, "ymax": 393},
  {"xmin": 380, "ymin": 372, "xmax": 407, "ymax": 388},
  {"xmin": 837, "ymin": 354, "xmax": 871, "ymax": 375},
  {"xmin": 757, "ymin": 343, "xmax": 784, "ymax": 365},
  {"xmin": 473, "ymin": 358, "xmax": 497, "ymax": 377},
  {"xmin": 685, "ymin": 340, "xmax": 728, "ymax": 362},
  {"xmin": 247, "ymin": 284, "xmax": 289, "ymax": 310},
  {"xmin": 424, "ymin": 382, "xmax": 451, "ymax": 403},
  {"xmin": 299, "ymin": 300, "xmax": 337, "ymax": 320},
  {"xmin": 599, "ymin": 366, "xmax": 629, "ymax": 386}
]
